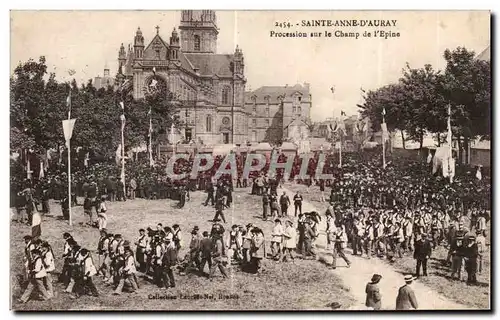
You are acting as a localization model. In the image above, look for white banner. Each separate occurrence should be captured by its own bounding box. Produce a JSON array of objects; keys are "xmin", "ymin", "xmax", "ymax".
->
[
  {"xmin": 62, "ymin": 119, "xmax": 76, "ymax": 141},
  {"xmin": 381, "ymin": 123, "xmax": 389, "ymax": 141}
]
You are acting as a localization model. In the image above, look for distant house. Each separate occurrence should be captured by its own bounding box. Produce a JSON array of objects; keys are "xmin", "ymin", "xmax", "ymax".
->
[{"xmin": 93, "ymin": 64, "xmax": 115, "ymax": 90}]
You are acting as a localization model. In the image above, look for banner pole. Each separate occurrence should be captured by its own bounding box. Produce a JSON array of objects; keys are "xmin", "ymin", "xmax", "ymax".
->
[{"xmin": 68, "ymin": 139, "xmax": 72, "ymax": 226}]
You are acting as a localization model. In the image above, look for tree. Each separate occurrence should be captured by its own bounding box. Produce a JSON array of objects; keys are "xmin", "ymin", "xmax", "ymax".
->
[
  {"xmin": 358, "ymin": 83, "xmax": 411, "ymax": 148},
  {"xmin": 400, "ymin": 63, "xmax": 447, "ymax": 149},
  {"xmin": 442, "ymin": 47, "xmax": 491, "ymax": 162}
]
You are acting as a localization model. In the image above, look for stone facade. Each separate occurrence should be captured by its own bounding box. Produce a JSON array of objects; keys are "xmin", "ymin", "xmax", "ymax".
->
[
  {"xmin": 244, "ymin": 83, "xmax": 312, "ymax": 144},
  {"xmin": 116, "ymin": 10, "xmax": 246, "ymax": 145}
]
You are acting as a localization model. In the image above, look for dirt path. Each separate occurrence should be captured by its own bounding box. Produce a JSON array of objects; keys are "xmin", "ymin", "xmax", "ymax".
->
[{"xmin": 279, "ymin": 187, "xmax": 470, "ymax": 310}]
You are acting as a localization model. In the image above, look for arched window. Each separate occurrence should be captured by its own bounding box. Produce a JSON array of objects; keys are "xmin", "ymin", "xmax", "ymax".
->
[
  {"xmin": 194, "ymin": 35, "xmax": 201, "ymax": 51},
  {"xmin": 206, "ymin": 115, "xmax": 212, "ymax": 132},
  {"xmin": 222, "ymin": 87, "xmax": 230, "ymax": 105}
]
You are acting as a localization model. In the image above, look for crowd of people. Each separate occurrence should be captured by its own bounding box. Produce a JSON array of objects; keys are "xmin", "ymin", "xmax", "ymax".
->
[{"xmin": 13, "ymin": 150, "xmax": 490, "ymax": 307}]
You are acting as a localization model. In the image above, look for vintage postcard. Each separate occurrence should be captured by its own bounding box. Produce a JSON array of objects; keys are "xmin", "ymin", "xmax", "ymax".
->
[{"xmin": 10, "ymin": 10, "xmax": 491, "ymax": 311}]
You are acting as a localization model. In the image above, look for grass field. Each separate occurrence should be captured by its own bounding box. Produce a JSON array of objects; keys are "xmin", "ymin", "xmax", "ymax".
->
[
  {"xmin": 285, "ymin": 182, "xmax": 491, "ymax": 310},
  {"xmin": 10, "ymin": 188, "xmax": 356, "ymax": 311}
]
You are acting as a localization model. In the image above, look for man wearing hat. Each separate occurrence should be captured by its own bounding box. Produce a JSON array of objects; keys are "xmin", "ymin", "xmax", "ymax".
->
[
  {"xmin": 172, "ymin": 224, "xmax": 183, "ymax": 251},
  {"xmin": 279, "ymin": 191, "xmax": 291, "ymax": 217},
  {"xmin": 331, "ymin": 225, "xmax": 351, "ymax": 269},
  {"xmin": 241, "ymin": 224, "xmax": 254, "ymax": 265},
  {"xmin": 105, "ymin": 234, "xmax": 120, "ymax": 285},
  {"xmin": 464, "ymin": 235, "xmax": 479, "ymax": 285},
  {"xmin": 152, "ymin": 233, "xmax": 165, "ymax": 287},
  {"xmin": 96, "ymin": 229, "xmax": 109, "ymax": 278},
  {"xmin": 475, "ymin": 229, "xmax": 486, "ymax": 274},
  {"xmin": 40, "ymin": 242, "xmax": 55, "ymax": 298},
  {"xmin": 18, "ymin": 249, "xmax": 51, "ymax": 303},
  {"xmin": 114, "ymin": 248, "xmax": 139, "ymax": 295},
  {"xmin": 75, "ymin": 248, "xmax": 99, "ymax": 298},
  {"xmin": 59, "ymin": 233, "xmax": 74, "ymax": 284},
  {"xmin": 365, "ymin": 274, "xmax": 382, "ymax": 310},
  {"xmin": 161, "ymin": 234, "xmax": 177, "ymax": 289},
  {"xmin": 301, "ymin": 219, "xmax": 316, "ymax": 259},
  {"xmin": 135, "ymin": 229, "xmax": 148, "ymax": 273},
  {"xmin": 450, "ymin": 223, "xmax": 467, "ymax": 280},
  {"xmin": 250, "ymin": 228, "xmax": 265, "ymax": 274},
  {"xmin": 282, "ymin": 220, "xmax": 296, "ymax": 262},
  {"xmin": 227, "ymin": 224, "xmax": 243, "ymax": 265},
  {"xmin": 270, "ymin": 219, "xmax": 283, "ymax": 261},
  {"xmin": 413, "ymin": 233, "xmax": 432, "ymax": 277},
  {"xmin": 395, "ymin": 275, "xmax": 418, "ymax": 310},
  {"xmin": 188, "ymin": 226, "xmax": 201, "ymax": 270}
]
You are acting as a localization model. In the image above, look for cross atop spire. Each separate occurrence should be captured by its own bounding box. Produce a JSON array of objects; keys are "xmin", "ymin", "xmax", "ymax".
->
[{"xmin": 156, "ymin": 25, "xmax": 160, "ymax": 34}]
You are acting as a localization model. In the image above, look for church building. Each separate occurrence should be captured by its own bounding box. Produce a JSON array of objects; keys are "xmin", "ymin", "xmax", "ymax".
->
[
  {"xmin": 116, "ymin": 10, "xmax": 246, "ymax": 145},
  {"xmin": 115, "ymin": 10, "xmax": 312, "ymax": 145}
]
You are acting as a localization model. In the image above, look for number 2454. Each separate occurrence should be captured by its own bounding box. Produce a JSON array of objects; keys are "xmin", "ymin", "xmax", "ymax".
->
[{"xmin": 275, "ymin": 22, "xmax": 292, "ymax": 28}]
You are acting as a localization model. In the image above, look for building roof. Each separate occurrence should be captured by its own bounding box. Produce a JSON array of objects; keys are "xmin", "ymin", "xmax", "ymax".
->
[
  {"xmin": 183, "ymin": 53, "xmax": 234, "ymax": 77},
  {"xmin": 476, "ymin": 46, "xmax": 490, "ymax": 62},
  {"xmin": 245, "ymin": 83, "xmax": 311, "ymax": 104},
  {"xmin": 284, "ymin": 117, "xmax": 309, "ymax": 129}
]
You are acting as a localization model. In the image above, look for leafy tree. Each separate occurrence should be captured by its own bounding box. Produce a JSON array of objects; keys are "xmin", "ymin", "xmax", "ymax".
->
[
  {"xmin": 441, "ymin": 47, "xmax": 491, "ymax": 162},
  {"xmin": 400, "ymin": 63, "xmax": 447, "ymax": 149}
]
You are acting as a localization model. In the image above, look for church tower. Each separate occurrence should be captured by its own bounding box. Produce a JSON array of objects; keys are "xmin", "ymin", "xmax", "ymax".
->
[
  {"xmin": 134, "ymin": 27, "xmax": 145, "ymax": 60},
  {"xmin": 179, "ymin": 10, "xmax": 218, "ymax": 53},
  {"xmin": 169, "ymin": 28, "xmax": 180, "ymax": 62}
]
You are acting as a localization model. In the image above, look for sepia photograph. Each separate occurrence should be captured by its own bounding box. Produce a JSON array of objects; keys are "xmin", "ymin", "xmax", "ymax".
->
[{"xmin": 9, "ymin": 9, "xmax": 491, "ymax": 311}]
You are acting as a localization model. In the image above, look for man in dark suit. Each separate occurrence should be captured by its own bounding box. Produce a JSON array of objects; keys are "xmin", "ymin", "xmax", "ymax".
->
[
  {"xmin": 414, "ymin": 233, "xmax": 432, "ymax": 277},
  {"xmin": 365, "ymin": 274, "xmax": 382, "ymax": 310},
  {"xmin": 161, "ymin": 235, "xmax": 178, "ymax": 289},
  {"xmin": 396, "ymin": 275, "xmax": 418, "ymax": 310},
  {"xmin": 279, "ymin": 192, "xmax": 291, "ymax": 217}
]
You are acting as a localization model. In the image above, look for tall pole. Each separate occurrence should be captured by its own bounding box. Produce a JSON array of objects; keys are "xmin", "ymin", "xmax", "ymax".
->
[
  {"xmin": 447, "ymin": 104, "xmax": 453, "ymax": 183},
  {"xmin": 382, "ymin": 113, "xmax": 386, "ymax": 169},
  {"xmin": 149, "ymin": 106, "xmax": 153, "ymax": 167},
  {"xmin": 339, "ymin": 133, "xmax": 342, "ymax": 168},
  {"xmin": 68, "ymin": 138, "xmax": 72, "ymax": 226},
  {"xmin": 232, "ymin": 72, "xmax": 235, "ymax": 144},
  {"xmin": 120, "ymin": 114, "xmax": 126, "ymax": 195},
  {"xmin": 67, "ymin": 95, "xmax": 72, "ymax": 226}
]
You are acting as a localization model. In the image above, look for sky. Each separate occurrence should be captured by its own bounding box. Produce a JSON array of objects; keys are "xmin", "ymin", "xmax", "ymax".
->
[{"xmin": 10, "ymin": 10, "xmax": 490, "ymax": 121}]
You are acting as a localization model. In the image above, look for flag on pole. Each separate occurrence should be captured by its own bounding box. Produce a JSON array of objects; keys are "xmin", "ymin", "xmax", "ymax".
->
[
  {"xmin": 447, "ymin": 105, "xmax": 452, "ymax": 146},
  {"xmin": 62, "ymin": 119, "xmax": 76, "ymax": 148},
  {"xmin": 27, "ymin": 153, "xmax": 32, "ymax": 180},
  {"xmin": 84, "ymin": 152, "xmax": 90, "ymax": 167},
  {"xmin": 447, "ymin": 104, "xmax": 454, "ymax": 181},
  {"xmin": 330, "ymin": 86, "xmax": 335, "ymax": 94},
  {"xmin": 476, "ymin": 166, "xmax": 482, "ymax": 180},
  {"xmin": 115, "ymin": 144, "xmax": 122, "ymax": 165},
  {"xmin": 66, "ymin": 92, "xmax": 72, "ymax": 119},
  {"xmin": 32, "ymin": 211, "xmax": 42, "ymax": 238},
  {"xmin": 381, "ymin": 123, "xmax": 389, "ymax": 142},
  {"xmin": 339, "ymin": 111, "xmax": 347, "ymax": 135},
  {"xmin": 39, "ymin": 160, "xmax": 45, "ymax": 179}
]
